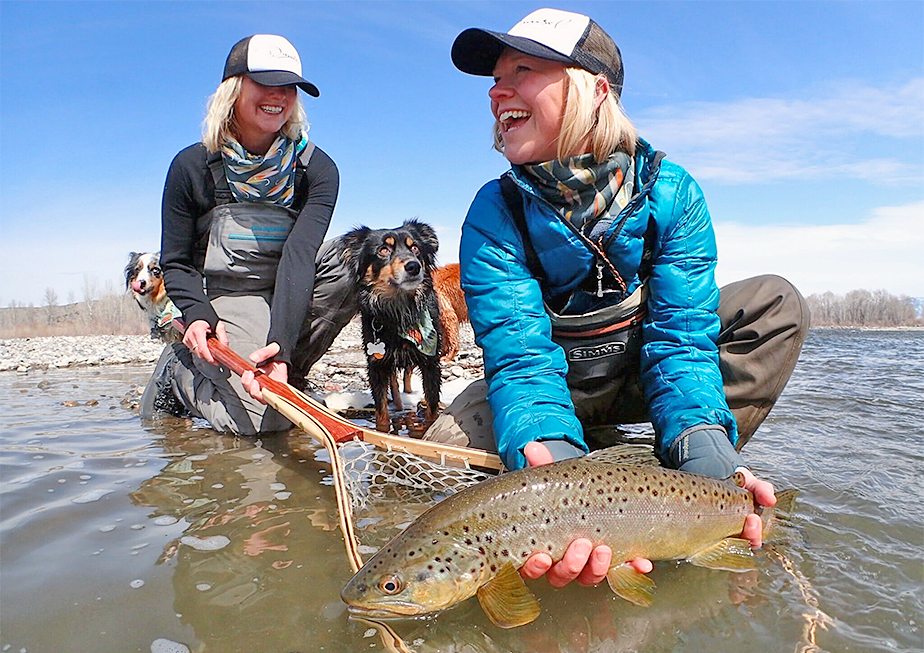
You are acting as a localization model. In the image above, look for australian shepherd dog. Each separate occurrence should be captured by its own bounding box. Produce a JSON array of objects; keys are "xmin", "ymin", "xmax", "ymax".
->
[
  {"xmin": 124, "ymin": 252, "xmax": 181, "ymax": 343},
  {"xmin": 339, "ymin": 220, "xmax": 442, "ymax": 433}
]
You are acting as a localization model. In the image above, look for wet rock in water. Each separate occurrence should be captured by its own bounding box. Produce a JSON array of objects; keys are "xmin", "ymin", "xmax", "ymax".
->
[
  {"xmin": 151, "ymin": 639, "xmax": 190, "ymax": 653},
  {"xmin": 179, "ymin": 535, "xmax": 230, "ymax": 551},
  {"xmin": 61, "ymin": 400, "xmax": 80, "ymax": 407}
]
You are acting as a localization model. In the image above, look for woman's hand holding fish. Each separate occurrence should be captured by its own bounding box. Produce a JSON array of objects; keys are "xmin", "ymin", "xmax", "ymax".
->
[
  {"xmin": 183, "ymin": 319, "xmax": 228, "ymax": 365},
  {"xmin": 736, "ymin": 467, "xmax": 776, "ymax": 549},
  {"xmin": 241, "ymin": 342, "xmax": 288, "ymax": 403},
  {"xmin": 520, "ymin": 442, "xmax": 653, "ymax": 587}
]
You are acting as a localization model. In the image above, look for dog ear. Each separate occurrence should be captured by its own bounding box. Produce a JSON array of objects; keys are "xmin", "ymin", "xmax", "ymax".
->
[
  {"xmin": 124, "ymin": 252, "xmax": 141, "ymax": 289},
  {"xmin": 404, "ymin": 219, "xmax": 439, "ymax": 255},
  {"xmin": 339, "ymin": 226, "xmax": 372, "ymax": 278}
]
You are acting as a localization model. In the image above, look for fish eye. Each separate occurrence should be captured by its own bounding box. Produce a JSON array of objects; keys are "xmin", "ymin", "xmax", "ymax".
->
[{"xmin": 378, "ymin": 574, "xmax": 403, "ymax": 595}]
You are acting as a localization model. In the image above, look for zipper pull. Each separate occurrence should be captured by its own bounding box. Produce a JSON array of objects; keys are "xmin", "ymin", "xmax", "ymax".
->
[{"xmin": 596, "ymin": 261, "xmax": 604, "ymax": 297}]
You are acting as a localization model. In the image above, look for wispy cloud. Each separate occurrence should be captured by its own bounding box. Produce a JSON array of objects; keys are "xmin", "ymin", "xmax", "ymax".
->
[
  {"xmin": 714, "ymin": 200, "xmax": 924, "ymax": 297},
  {"xmin": 635, "ymin": 78, "xmax": 924, "ymax": 185}
]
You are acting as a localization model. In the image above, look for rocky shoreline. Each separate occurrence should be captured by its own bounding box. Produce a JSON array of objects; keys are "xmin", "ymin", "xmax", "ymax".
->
[{"xmin": 0, "ymin": 319, "xmax": 485, "ymax": 393}]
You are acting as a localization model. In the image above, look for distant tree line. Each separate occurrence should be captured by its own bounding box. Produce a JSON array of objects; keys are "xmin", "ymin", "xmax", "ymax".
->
[
  {"xmin": 806, "ymin": 289, "xmax": 921, "ymax": 327},
  {"xmin": 1, "ymin": 277, "xmax": 147, "ymax": 339},
  {"xmin": 1, "ymin": 284, "xmax": 920, "ymax": 339}
]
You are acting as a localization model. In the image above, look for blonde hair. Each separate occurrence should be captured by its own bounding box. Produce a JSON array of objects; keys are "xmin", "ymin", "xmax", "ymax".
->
[
  {"xmin": 201, "ymin": 76, "xmax": 309, "ymax": 153},
  {"xmin": 492, "ymin": 67, "xmax": 637, "ymax": 163}
]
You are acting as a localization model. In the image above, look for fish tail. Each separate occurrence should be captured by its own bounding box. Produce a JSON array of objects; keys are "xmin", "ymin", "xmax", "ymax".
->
[{"xmin": 760, "ymin": 488, "xmax": 799, "ymax": 540}]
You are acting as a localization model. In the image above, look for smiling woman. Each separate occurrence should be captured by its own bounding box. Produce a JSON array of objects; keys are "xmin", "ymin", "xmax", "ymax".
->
[
  {"xmin": 422, "ymin": 7, "xmax": 811, "ymax": 604},
  {"xmin": 140, "ymin": 34, "xmax": 351, "ymax": 436}
]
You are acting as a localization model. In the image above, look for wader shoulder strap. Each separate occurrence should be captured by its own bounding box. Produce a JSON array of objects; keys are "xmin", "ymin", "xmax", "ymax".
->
[
  {"xmin": 207, "ymin": 151, "xmax": 235, "ymax": 206},
  {"xmin": 499, "ymin": 174, "xmax": 546, "ymax": 283}
]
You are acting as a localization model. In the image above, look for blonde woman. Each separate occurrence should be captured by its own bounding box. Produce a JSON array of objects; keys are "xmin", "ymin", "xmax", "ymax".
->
[
  {"xmin": 426, "ymin": 9, "xmax": 809, "ymax": 589},
  {"xmin": 142, "ymin": 35, "xmax": 347, "ymax": 435}
]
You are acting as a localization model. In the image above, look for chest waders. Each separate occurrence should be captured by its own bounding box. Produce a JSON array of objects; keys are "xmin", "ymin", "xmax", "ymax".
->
[
  {"xmin": 499, "ymin": 173, "xmax": 659, "ymax": 429},
  {"xmin": 168, "ymin": 146, "xmax": 315, "ymax": 435}
]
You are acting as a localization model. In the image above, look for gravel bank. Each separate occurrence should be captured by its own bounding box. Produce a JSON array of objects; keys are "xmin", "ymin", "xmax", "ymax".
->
[{"xmin": 0, "ymin": 320, "xmax": 484, "ymax": 391}]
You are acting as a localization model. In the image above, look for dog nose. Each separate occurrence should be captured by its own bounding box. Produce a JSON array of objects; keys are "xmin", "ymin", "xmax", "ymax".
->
[{"xmin": 404, "ymin": 260, "xmax": 421, "ymax": 276}]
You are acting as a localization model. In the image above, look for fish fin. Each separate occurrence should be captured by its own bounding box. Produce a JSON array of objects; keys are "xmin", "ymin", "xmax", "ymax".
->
[
  {"xmin": 476, "ymin": 563, "xmax": 541, "ymax": 629},
  {"xmin": 687, "ymin": 538, "xmax": 756, "ymax": 571},
  {"xmin": 605, "ymin": 563, "xmax": 656, "ymax": 607},
  {"xmin": 585, "ymin": 445, "xmax": 659, "ymax": 467},
  {"xmin": 773, "ymin": 489, "xmax": 799, "ymax": 516}
]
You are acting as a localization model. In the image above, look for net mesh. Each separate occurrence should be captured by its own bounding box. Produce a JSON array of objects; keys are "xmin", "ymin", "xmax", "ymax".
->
[{"xmin": 338, "ymin": 439, "xmax": 493, "ymax": 510}]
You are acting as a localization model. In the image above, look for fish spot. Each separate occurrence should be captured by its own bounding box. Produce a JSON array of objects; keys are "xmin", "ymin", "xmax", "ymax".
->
[
  {"xmin": 579, "ymin": 482, "xmax": 585, "ymax": 489},
  {"xmin": 597, "ymin": 489, "xmax": 605, "ymax": 495},
  {"xmin": 563, "ymin": 498, "xmax": 570, "ymax": 506},
  {"xmin": 502, "ymin": 512, "xmax": 508, "ymax": 519},
  {"xmin": 502, "ymin": 549, "xmax": 509, "ymax": 557},
  {"xmin": 521, "ymin": 505, "xmax": 528, "ymax": 512},
  {"xmin": 652, "ymin": 490, "xmax": 659, "ymax": 497},
  {"xmin": 490, "ymin": 564, "xmax": 497, "ymax": 572}
]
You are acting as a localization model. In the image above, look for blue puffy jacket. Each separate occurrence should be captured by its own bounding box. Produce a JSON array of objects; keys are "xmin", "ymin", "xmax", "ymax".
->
[{"xmin": 459, "ymin": 139, "xmax": 738, "ymax": 470}]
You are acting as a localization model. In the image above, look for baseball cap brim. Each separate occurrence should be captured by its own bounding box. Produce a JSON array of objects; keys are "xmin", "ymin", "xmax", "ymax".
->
[
  {"xmin": 247, "ymin": 70, "xmax": 320, "ymax": 97},
  {"xmin": 451, "ymin": 28, "xmax": 576, "ymax": 77}
]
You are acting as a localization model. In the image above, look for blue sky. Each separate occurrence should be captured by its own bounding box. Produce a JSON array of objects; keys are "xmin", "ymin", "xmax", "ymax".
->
[{"xmin": 1, "ymin": 0, "xmax": 922, "ymax": 306}]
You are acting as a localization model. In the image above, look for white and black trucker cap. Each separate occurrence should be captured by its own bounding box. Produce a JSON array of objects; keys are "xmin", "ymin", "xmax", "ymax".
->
[
  {"xmin": 223, "ymin": 34, "xmax": 320, "ymax": 97},
  {"xmin": 452, "ymin": 8, "xmax": 624, "ymax": 98}
]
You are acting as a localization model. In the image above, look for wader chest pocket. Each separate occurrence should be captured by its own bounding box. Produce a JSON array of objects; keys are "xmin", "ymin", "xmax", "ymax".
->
[
  {"xmin": 202, "ymin": 204, "xmax": 296, "ymax": 291},
  {"xmin": 548, "ymin": 285, "xmax": 647, "ymax": 390}
]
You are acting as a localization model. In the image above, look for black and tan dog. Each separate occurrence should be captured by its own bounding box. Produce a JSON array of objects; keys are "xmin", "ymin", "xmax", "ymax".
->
[{"xmin": 340, "ymin": 220, "xmax": 442, "ymax": 433}]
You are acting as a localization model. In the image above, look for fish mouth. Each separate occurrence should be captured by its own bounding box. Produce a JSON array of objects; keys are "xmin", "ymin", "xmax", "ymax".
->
[{"xmin": 346, "ymin": 603, "xmax": 430, "ymax": 620}]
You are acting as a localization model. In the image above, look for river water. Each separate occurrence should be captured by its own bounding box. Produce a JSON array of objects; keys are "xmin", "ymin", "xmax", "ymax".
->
[{"xmin": 1, "ymin": 329, "xmax": 921, "ymax": 653}]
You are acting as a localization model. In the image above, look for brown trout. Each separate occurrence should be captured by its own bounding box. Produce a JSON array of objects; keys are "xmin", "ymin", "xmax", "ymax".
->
[{"xmin": 341, "ymin": 456, "xmax": 797, "ymax": 629}]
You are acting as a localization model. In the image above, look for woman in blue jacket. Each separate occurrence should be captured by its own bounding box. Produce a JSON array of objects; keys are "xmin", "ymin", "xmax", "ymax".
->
[{"xmin": 425, "ymin": 9, "xmax": 809, "ymax": 588}]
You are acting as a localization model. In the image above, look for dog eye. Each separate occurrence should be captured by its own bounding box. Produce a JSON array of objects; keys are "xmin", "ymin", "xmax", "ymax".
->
[
  {"xmin": 410, "ymin": 245, "xmax": 420, "ymax": 254},
  {"xmin": 378, "ymin": 246, "xmax": 391, "ymax": 257},
  {"xmin": 152, "ymin": 267, "xmax": 162, "ymax": 277}
]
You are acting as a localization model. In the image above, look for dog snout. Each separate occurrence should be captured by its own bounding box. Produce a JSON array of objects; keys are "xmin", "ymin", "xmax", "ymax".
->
[{"xmin": 404, "ymin": 259, "xmax": 421, "ymax": 276}]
